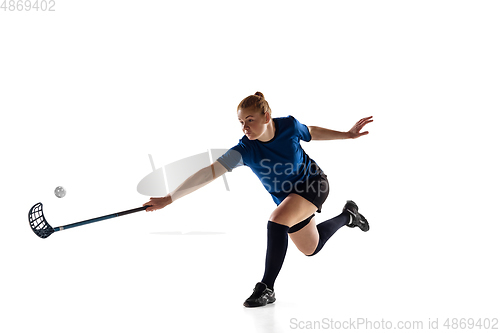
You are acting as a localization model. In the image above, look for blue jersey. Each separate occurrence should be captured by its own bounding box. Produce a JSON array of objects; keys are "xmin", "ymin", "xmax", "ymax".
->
[{"xmin": 217, "ymin": 115, "xmax": 323, "ymax": 205}]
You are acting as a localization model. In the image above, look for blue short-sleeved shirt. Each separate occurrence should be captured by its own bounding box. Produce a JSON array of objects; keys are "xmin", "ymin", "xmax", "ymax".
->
[{"xmin": 217, "ymin": 115, "xmax": 323, "ymax": 205}]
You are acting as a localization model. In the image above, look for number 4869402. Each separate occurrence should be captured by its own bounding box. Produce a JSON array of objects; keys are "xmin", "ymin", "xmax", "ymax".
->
[{"xmin": 1, "ymin": 0, "xmax": 56, "ymax": 11}]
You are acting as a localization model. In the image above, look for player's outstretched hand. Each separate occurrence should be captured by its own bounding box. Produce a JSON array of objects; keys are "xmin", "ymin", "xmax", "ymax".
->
[
  {"xmin": 143, "ymin": 194, "xmax": 173, "ymax": 212},
  {"xmin": 348, "ymin": 116, "xmax": 373, "ymax": 139}
]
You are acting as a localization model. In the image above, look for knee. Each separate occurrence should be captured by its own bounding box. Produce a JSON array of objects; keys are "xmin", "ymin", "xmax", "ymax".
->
[
  {"xmin": 303, "ymin": 246, "xmax": 318, "ymax": 256},
  {"xmin": 305, "ymin": 250, "xmax": 317, "ymax": 257},
  {"xmin": 305, "ymin": 242, "xmax": 323, "ymax": 257},
  {"xmin": 268, "ymin": 212, "xmax": 290, "ymax": 226}
]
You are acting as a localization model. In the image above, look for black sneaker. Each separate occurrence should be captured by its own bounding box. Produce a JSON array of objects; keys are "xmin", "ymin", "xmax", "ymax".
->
[
  {"xmin": 343, "ymin": 200, "xmax": 369, "ymax": 232},
  {"xmin": 243, "ymin": 282, "xmax": 276, "ymax": 307}
]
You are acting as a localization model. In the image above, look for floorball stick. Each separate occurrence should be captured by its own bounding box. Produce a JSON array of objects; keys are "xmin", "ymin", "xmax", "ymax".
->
[{"xmin": 28, "ymin": 202, "xmax": 151, "ymax": 239}]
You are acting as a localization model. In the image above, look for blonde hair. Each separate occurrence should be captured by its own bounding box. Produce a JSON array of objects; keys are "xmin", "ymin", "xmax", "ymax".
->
[{"xmin": 237, "ymin": 91, "xmax": 272, "ymax": 116}]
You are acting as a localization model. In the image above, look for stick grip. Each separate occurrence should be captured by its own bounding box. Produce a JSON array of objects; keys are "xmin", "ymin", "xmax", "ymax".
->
[{"xmin": 117, "ymin": 206, "xmax": 150, "ymax": 217}]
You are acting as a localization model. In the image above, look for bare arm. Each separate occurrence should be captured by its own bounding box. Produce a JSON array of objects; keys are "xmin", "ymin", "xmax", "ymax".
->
[
  {"xmin": 307, "ymin": 126, "xmax": 350, "ymax": 140},
  {"xmin": 170, "ymin": 161, "xmax": 227, "ymax": 202},
  {"xmin": 308, "ymin": 116, "xmax": 373, "ymax": 140},
  {"xmin": 143, "ymin": 161, "xmax": 228, "ymax": 212}
]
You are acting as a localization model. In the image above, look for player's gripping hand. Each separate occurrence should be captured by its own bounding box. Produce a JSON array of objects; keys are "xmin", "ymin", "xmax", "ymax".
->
[
  {"xmin": 143, "ymin": 194, "xmax": 173, "ymax": 212},
  {"xmin": 348, "ymin": 116, "xmax": 373, "ymax": 139}
]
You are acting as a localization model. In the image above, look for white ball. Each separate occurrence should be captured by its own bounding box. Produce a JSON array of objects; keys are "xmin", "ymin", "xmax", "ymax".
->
[{"xmin": 54, "ymin": 186, "xmax": 66, "ymax": 198}]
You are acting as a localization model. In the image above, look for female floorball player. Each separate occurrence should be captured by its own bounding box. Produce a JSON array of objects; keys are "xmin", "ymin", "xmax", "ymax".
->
[{"xmin": 144, "ymin": 92, "xmax": 373, "ymax": 307}]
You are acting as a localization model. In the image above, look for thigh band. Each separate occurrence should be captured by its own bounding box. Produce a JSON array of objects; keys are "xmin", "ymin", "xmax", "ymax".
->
[{"xmin": 288, "ymin": 214, "xmax": 315, "ymax": 234}]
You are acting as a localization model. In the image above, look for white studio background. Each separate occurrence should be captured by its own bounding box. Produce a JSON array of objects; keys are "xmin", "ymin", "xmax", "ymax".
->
[{"xmin": 1, "ymin": 1, "xmax": 499, "ymax": 332}]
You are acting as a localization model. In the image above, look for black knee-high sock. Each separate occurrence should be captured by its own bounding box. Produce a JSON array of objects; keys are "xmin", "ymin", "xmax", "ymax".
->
[
  {"xmin": 261, "ymin": 221, "xmax": 289, "ymax": 290},
  {"xmin": 308, "ymin": 211, "xmax": 350, "ymax": 256}
]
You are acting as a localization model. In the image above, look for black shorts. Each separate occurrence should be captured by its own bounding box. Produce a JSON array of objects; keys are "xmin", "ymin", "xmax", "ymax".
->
[{"xmin": 288, "ymin": 173, "xmax": 330, "ymax": 213}]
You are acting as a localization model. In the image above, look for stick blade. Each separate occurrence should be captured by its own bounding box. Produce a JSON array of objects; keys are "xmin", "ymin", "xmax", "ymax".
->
[{"xmin": 28, "ymin": 203, "xmax": 55, "ymax": 239}]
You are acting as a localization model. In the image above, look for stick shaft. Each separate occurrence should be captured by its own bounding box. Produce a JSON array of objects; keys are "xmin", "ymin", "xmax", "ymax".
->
[{"xmin": 53, "ymin": 206, "xmax": 149, "ymax": 232}]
